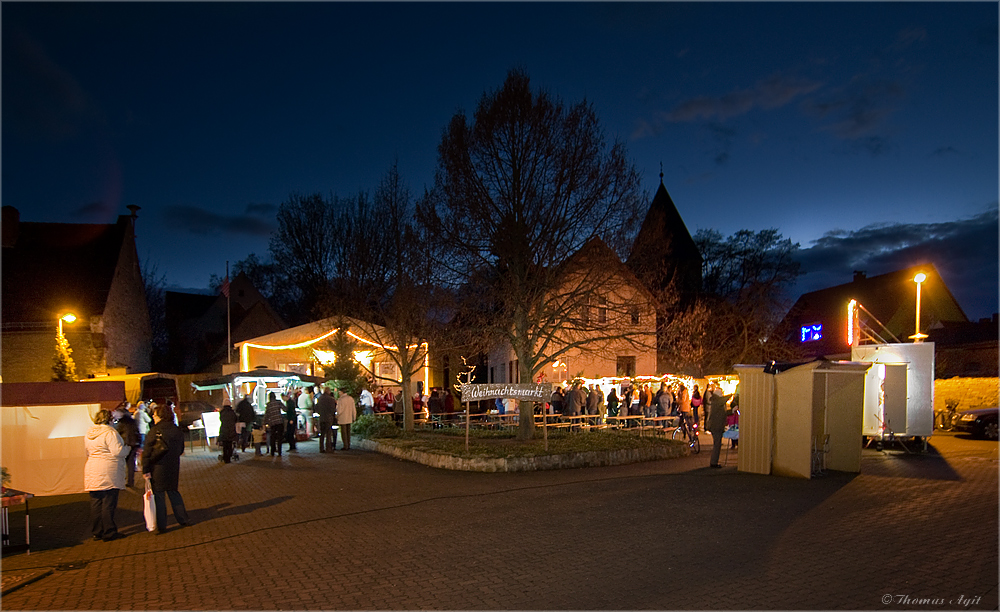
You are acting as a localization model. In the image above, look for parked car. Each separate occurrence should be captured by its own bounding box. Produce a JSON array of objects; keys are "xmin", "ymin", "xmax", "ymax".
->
[
  {"xmin": 176, "ymin": 400, "xmax": 219, "ymax": 429},
  {"xmin": 952, "ymin": 407, "xmax": 998, "ymax": 440}
]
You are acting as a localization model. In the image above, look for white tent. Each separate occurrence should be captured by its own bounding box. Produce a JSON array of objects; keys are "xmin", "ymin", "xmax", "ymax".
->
[{"xmin": 1, "ymin": 381, "xmax": 124, "ymax": 496}]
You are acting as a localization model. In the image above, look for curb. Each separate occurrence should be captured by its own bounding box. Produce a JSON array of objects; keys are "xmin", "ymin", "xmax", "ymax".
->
[
  {"xmin": 1, "ymin": 568, "xmax": 54, "ymax": 596},
  {"xmin": 357, "ymin": 438, "xmax": 689, "ymax": 471}
]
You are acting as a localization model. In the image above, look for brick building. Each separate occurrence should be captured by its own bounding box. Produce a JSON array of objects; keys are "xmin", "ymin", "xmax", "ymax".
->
[{"xmin": 1, "ymin": 206, "xmax": 152, "ymax": 382}]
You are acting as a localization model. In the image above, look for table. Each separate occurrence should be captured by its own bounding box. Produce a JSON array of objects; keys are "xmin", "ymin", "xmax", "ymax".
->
[{"xmin": 2, "ymin": 488, "xmax": 34, "ymax": 555}]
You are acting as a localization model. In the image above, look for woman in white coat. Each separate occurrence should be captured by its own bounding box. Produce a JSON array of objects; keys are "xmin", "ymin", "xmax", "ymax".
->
[{"xmin": 85, "ymin": 409, "xmax": 131, "ymax": 541}]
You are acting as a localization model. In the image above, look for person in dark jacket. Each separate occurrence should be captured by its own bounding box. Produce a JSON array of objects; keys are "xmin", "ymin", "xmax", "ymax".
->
[
  {"xmin": 113, "ymin": 404, "xmax": 141, "ymax": 487},
  {"xmin": 284, "ymin": 393, "xmax": 298, "ymax": 451},
  {"xmin": 708, "ymin": 390, "xmax": 733, "ymax": 468},
  {"xmin": 142, "ymin": 403, "xmax": 192, "ymax": 533},
  {"xmin": 315, "ymin": 388, "xmax": 336, "ymax": 453},
  {"xmin": 235, "ymin": 395, "xmax": 255, "ymax": 451},
  {"xmin": 264, "ymin": 392, "xmax": 286, "ymax": 456},
  {"xmin": 217, "ymin": 403, "xmax": 238, "ymax": 464}
]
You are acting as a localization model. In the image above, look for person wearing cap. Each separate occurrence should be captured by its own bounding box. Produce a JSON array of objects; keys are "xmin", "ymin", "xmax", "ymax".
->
[
  {"xmin": 135, "ymin": 401, "xmax": 152, "ymax": 446},
  {"xmin": 335, "ymin": 386, "xmax": 357, "ymax": 451},
  {"xmin": 85, "ymin": 409, "xmax": 131, "ymax": 541}
]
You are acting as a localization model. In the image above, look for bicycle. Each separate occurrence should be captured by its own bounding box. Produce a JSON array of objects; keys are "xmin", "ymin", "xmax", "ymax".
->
[{"xmin": 671, "ymin": 414, "xmax": 700, "ymax": 454}]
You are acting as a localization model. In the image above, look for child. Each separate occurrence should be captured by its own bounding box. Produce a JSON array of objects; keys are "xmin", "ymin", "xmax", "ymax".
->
[{"xmin": 252, "ymin": 424, "xmax": 266, "ymax": 456}]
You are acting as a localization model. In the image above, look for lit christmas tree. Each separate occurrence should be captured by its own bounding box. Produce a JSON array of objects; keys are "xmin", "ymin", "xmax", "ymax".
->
[{"xmin": 52, "ymin": 332, "xmax": 77, "ymax": 381}]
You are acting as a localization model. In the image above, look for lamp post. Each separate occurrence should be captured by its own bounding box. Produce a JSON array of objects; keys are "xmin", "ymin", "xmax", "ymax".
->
[
  {"xmin": 58, "ymin": 313, "xmax": 77, "ymax": 336},
  {"xmin": 909, "ymin": 273, "xmax": 928, "ymax": 343}
]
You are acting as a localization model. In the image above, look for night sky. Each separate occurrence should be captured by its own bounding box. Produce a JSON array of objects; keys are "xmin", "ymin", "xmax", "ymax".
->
[{"xmin": 3, "ymin": 2, "xmax": 997, "ymax": 320}]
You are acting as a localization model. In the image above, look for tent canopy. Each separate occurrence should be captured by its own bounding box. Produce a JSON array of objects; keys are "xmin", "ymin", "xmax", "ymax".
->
[{"xmin": 191, "ymin": 368, "xmax": 328, "ymax": 392}]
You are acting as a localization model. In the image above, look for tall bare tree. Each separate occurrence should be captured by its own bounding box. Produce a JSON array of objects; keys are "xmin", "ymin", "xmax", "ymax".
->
[
  {"xmin": 661, "ymin": 228, "xmax": 804, "ymax": 374},
  {"xmin": 320, "ymin": 163, "xmax": 442, "ymax": 431},
  {"xmin": 419, "ymin": 68, "xmax": 646, "ymax": 439}
]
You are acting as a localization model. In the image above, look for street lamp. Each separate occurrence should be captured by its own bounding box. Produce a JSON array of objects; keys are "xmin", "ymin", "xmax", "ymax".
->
[
  {"xmin": 909, "ymin": 273, "xmax": 928, "ymax": 343},
  {"xmin": 58, "ymin": 312, "xmax": 77, "ymax": 336}
]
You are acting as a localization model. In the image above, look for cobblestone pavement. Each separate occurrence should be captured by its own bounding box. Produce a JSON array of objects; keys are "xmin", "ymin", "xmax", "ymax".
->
[{"xmin": 2, "ymin": 432, "xmax": 996, "ymax": 610}]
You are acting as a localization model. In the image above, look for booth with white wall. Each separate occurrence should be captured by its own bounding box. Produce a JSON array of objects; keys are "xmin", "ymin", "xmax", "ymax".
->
[
  {"xmin": 851, "ymin": 342, "xmax": 934, "ymax": 449},
  {"xmin": 735, "ymin": 360, "xmax": 870, "ymax": 479}
]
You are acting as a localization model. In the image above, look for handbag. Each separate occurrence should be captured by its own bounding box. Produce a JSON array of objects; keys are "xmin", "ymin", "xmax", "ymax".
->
[
  {"xmin": 147, "ymin": 431, "xmax": 169, "ymax": 465},
  {"xmin": 143, "ymin": 479, "xmax": 157, "ymax": 532}
]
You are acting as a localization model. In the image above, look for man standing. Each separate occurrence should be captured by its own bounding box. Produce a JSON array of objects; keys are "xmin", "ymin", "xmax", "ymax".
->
[
  {"xmin": 264, "ymin": 392, "xmax": 286, "ymax": 457},
  {"xmin": 585, "ymin": 384, "xmax": 601, "ymax": 427},
  {"xmin": 359, "ymin": 388, "xmax": 374, "ymax": 416},
  {"xmin": 336, "ymin": 387, "xmax": 357, "ymax": 451},
  {"xmin": 236, "ymin": 395, "xmax": 255, "ymax": 452},
  {"xmin": 315, "ymin": 388, "xmax": 336, "ymax": 453},
  {"xmin": 298, "ymin": 387, "xmax": 315, "ymax": 437},
  {"xmin": 708, "ymin": 389, "xmax": 732, "ymax": 468}
]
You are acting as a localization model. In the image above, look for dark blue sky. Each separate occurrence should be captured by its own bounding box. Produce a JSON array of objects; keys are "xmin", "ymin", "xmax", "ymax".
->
[{"xmin": 4, "ymin": 2, "xmax": 997, "ymax": 319}]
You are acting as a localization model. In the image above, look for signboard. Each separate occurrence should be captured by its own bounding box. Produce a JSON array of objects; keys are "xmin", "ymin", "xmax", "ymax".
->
[{"xmin": 459, "ymin": 383, "xmax": 552, "ymax": 402}]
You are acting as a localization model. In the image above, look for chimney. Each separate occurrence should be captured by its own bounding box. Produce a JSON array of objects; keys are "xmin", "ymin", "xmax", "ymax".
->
[
  {"xmin": 853, "ymin": 270, "xmax": 866, "ymax": 282},
  {"xmin": 2, "ymin": 206, "xmax": 20, "ymax": 248}
]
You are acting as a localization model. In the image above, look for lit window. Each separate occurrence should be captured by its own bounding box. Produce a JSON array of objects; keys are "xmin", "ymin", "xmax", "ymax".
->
[{"xmin": 800, "ymin": 324, "xmax": 823, "ymax": 342}]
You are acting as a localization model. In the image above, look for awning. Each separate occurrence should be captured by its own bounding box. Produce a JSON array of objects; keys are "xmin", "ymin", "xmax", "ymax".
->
[{"xmin": 191, "ymin": 369, "xmax": 328, "ymax": 392}]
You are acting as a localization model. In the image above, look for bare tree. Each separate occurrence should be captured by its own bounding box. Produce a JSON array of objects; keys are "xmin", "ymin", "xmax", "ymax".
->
[
  {"xmin": 661, "ymin": 228, "xmax": 804, "ymax": 374},
  {"xmin": 419, "ymin": 68, "xmax": 646, "ymax": 439},
  {"xmin": 320, "ymin": 163, "xmax": 443, "ymax": 431}
]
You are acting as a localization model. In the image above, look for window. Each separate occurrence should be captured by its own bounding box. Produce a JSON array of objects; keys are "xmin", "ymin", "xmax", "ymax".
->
[
  {"xmin": 597, "ymin": 296, "xmax": 607, "ymax": 324},
  {"xmin": 616, "ymin": 356, "xmax": 636, "ymax": 378},
  {"xmin": 800, "ymin": 323, "xmax": 823, "ymax": 342},
  {"xmin": 629, "ymin": 305, "xmax": 640, "ymax": 325}
]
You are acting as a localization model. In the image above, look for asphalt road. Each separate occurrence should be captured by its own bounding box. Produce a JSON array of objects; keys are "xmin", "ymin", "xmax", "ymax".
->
[{"xmin": 2, "ymin": 431, "xmax": 996, "ymax": 610}]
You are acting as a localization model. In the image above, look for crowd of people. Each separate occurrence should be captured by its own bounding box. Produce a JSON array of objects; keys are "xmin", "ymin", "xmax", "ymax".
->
[
  {"xmin": 84, "ymin": 399, "xmax": 191, "ymax": 540},
  {"xmin": 83, "ymin": 385, "xmax": 363, "ymax": 541}
]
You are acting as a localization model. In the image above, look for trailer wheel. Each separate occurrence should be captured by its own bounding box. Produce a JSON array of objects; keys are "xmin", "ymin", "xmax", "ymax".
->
[{"xmin": 875, "ymin": 440, "xmax": 884, "ymax": 452}]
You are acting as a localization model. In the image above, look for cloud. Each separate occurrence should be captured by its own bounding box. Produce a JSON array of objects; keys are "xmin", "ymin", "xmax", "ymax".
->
[
  {"xmin": 162, "ymin": 205, "xmax": 276, "ymax": 236},
  {"xmin": 666, "ymin": 74, "xmax": 822, "ymax": 122},
  {"xmin": 791, "ymin": 208, "xmax": 999, "ymax": 318},
  {"xmin": 245, "ymin": 202, "xmax": 277, "ymax": 216},
  {"xmin": 930, "ymin": 146, "xmax": 960, "ymax": 158}
]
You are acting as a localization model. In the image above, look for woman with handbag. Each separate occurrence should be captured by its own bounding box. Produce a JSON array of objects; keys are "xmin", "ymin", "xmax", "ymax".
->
[
  {"xmin": 141, "ymin": 402, "xmax": 192, "ymax": 534},
  {"xmin": 85, "ymin": 409, "xmax": 131, "ymax": 541}
]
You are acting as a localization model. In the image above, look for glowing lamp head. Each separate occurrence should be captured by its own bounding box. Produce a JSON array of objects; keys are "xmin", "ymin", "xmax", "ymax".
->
[
  {"xmin": 913, "ymin": 273, "xmax": 926, "ymax": 284},
  {"xmin": 60, "ymin": 313, "xmax": 77, "ymax": 324}
]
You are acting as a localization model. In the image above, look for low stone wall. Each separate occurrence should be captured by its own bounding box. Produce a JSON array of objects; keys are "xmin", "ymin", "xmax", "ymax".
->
[
  {"xmin": 934, "ymin": 377, "xmax": 998, "ymax": 412},
  {"xmin": 357, "ymin": 438, "xmax": 689, "ymax": 472}
]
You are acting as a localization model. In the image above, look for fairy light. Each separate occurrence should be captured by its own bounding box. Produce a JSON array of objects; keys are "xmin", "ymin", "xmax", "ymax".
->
[
  {"xmin": 847, "ymin": 299, "xmax": 857, "ymax": 346},
  {"xmin": 239, "ymin": 326, "xmax": 428, "ymax": 386}
]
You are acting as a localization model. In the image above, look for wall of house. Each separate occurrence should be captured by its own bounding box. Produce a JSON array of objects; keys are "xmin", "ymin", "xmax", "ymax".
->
[
  {"xmin": 1, "ymin": 329, "xmax": 105, "ymax": 383},
  {"xmin": 934, "ymin": 377, "xmax": 999, "ymax": 412},
  {"xmin": 101, "ymin": 224, "xmax": 152, "ymax": 373}
]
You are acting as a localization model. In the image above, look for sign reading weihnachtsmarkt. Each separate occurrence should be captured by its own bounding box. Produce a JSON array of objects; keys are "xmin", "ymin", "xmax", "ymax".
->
[{"xmin": 459, "ymin": 383, "xmax": 552, "ymax": 402}]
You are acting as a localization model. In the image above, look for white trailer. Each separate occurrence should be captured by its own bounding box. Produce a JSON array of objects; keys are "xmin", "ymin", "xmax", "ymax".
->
[{"xmin": 851, "ymin": 342, "xmax": 934, "ymax": 452}]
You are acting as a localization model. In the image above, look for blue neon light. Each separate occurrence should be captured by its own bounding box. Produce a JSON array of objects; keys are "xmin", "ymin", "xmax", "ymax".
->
[{"xmin": 800, "ymin": 324, "xmax": 823, "ymax": 342}]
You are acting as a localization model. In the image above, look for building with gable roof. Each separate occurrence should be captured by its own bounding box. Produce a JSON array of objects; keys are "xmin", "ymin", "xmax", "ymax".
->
[
  {"xmin": 626, "ymin": 176, "xmax": 703, "ymax": 373},
  {"xmin": 781, "ymin": 264, "xmax": 969, "ymax": 360},
  {"xmin": 1, "ymin": 206, "xmax": 152, "ymax": 382},
  {"xmin": 164, "ymin": 271, "xmax": 286, "ymax": 374}
]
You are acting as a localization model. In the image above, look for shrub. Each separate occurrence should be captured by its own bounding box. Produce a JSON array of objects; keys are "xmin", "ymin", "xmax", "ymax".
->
[{"xmin": 353, "ymin": 414, "xmax": 401, "ymax": 439}]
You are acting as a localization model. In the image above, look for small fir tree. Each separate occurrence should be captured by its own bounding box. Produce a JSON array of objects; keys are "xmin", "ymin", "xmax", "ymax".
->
[
  {"xmin": 52, "ymin": 333, "xmax": 77, "ymax": 381},
  {"xmin": 318, "ymin": 323, "xmax": 369, "ymax": 397}
]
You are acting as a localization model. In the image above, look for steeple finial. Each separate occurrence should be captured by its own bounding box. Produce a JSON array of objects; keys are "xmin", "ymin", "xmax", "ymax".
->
[{"xmin": 659, "ymin": 162, "xmax": 664, "ymax": 184}]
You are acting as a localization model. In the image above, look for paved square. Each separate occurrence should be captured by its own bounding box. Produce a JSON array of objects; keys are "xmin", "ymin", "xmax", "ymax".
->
[{"xmin": 2, "ymin": 432, "xmax": 996, "ymax": 609}]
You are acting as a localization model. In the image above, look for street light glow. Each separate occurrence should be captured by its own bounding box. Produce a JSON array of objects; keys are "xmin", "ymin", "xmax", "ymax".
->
[{"xmin": 913, "ymin": 273, "xmax": 926, "ymax": 284}]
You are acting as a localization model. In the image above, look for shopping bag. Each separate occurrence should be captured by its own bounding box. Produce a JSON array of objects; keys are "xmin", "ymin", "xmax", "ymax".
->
[
  {"xmin": 143, "ymin": 480, "xmax": 157, "ymax": 532},
  {"xmin": 722, "ymin": 425, "xmax": 739, "ymax": 440}
]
